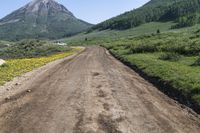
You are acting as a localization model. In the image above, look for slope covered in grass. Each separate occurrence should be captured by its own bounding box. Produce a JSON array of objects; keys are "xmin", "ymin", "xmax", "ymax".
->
[{"xmin": 65, "ymin": 21, "xmax": 175, "ymax": 46}]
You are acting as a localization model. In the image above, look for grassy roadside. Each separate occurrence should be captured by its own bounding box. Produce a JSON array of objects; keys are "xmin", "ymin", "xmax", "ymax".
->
[
  {"xmin": 104, "ymin": 45, "xmax": 200, "ymax": 113},
  {"xmin": 0, "ymin": 48, "xmax": 82, "ymax": 86},
  {"xmin": 96, "ymin": 24, "xmax": 200, "ymax": 113}
]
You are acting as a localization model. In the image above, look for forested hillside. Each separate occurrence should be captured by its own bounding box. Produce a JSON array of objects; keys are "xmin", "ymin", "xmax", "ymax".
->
[{"xmin": 93, "ymin": 0, "xmax": 200, "ymax": 30}]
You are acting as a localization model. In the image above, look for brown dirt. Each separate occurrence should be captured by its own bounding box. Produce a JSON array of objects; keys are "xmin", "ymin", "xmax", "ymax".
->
[{"xmin": 0, "ymin": 46, "xmax": 200, "ymax": 133}]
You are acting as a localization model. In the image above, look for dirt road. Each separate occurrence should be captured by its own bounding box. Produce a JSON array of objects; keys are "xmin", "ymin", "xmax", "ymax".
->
[{"xmin": 0, "ymin": 46, "xmax": 200, "ymax": 133}]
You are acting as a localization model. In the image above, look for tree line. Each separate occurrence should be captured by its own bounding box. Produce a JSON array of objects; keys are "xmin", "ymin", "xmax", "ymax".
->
[{"xmin": 92, "ymin": 0, "xmax": 200, "ymax": 30}]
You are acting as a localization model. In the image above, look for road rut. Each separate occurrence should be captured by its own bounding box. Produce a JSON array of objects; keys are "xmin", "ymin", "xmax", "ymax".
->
[{"xmin": 0, "ymin": 46, "xmax": 200, "ymax": 133}]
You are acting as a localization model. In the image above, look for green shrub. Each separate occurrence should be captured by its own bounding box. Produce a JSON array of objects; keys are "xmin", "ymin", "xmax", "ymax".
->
[
  {"xmin": 0, "ymin": 63, "xmax": 8, "ymax": 68},
  {"xmin": 157, "ymin": 29, "xmax": 160, "ymax": 34},
  {"xmin": 193, "ymin": 56, "xmax": 200, "ymax": 66},
  {"xmin": 130, "ymin": 43, "xmax": 158, "ymax": 53},
  {"xmin": 159, "ymin": 52, "xmax": 182, "ymax": 61},
  {"xmin": 172, "ymin": 14, "xmax": 199, "ymax": 29},
  {"xmin": 0, "ymin": 39, "xmax": 71, "ymax": 59}
]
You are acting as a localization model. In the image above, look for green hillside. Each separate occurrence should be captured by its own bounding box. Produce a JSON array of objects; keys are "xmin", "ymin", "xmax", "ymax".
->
[
  {"xmin": 65, "ymin": 21, "xmax": 175, "ymax": 46},
  {"xmin": 92, "ymin": 0, "xmax": 200, "ymax": 30}
]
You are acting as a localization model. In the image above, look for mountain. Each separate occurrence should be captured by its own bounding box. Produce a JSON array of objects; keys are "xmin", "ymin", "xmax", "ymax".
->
[
  {"xmin": 0, "ymin": 0, "xmax": 92, "ymax": 41},
  {"xmin": 93, "ymin": 0, "xmax": 200, "ymax": 30}
]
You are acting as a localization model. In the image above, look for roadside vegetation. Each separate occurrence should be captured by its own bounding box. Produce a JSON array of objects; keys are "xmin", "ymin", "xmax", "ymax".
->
[
  {"xmin": 0, "ymin": 40, "xmax": 82, "ymax": 85},
  {"xmin": 101, "ymin": 26, "xmax": 200, "ymax": 111}
]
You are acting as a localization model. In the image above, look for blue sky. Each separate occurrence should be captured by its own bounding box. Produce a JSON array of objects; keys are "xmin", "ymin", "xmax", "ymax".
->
[{"xmin": 0, "ymin": 0, "xmax": 150, "ymax": 24}]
